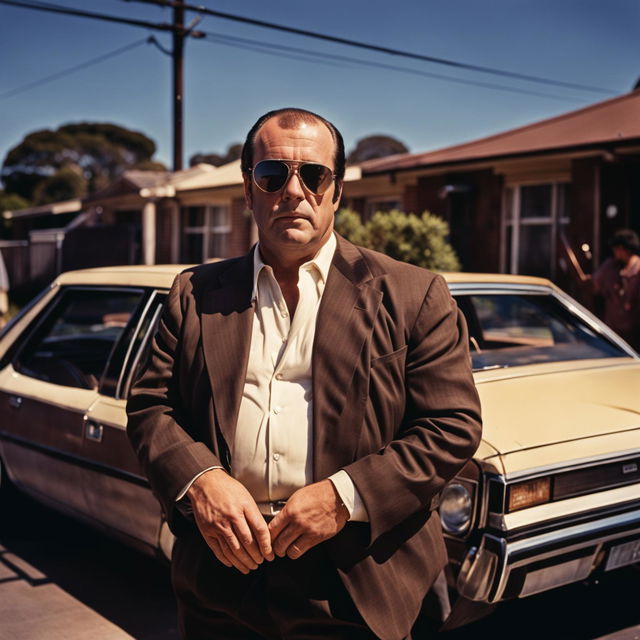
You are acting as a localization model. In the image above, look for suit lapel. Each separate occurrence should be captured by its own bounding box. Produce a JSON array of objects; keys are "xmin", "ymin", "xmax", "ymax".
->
[
  {"xmin": 200, "ymin": 251, "xmax": 254, "ymax": 448},
  {"xmin": 313, "ymin": 236, "xmax": 382, "ymax": 481}
]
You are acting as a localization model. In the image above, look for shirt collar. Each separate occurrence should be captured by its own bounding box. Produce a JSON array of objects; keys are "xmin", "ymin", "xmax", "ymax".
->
[{"xmin": 252, "ymin": 232, "xmax": 337, "ymax": 300}]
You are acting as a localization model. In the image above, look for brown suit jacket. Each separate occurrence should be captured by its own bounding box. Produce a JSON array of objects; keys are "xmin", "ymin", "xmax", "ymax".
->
[{"xmin": 127, "ymin": 234, "xmax": 482, "ymax": 640}]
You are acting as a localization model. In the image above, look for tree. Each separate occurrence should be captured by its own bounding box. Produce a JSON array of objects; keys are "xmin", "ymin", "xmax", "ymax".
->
[
  {"xmin": 189, "ymin": 143, "xmax": 242, "ymax": 167},
  {"xmin": 346, "ymin": 135, "xmax": 409, "ymax": 164},
  {"xmin": 32, "ymin": 167, "xmax": 86, "ymax": 205},
  {"xmin": 1, "ymin": 122, "xmax": 164, "ymax": 204},
  {"xmin": 334, "ymin": 209, "xmax": 460, "ymax": 271},
  {"xmin": 0, "ymin": 190, "xmax": 29, "ymax": 213}
]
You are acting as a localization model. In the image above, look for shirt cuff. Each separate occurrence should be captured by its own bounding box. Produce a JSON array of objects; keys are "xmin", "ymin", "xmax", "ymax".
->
[
  {"xmin": 175, "ymin": 466, "xmax": 224, "ymax": 501},
  {"xmin": 328, "ymin": 470, "xmax": 369, "ymax": 522}
]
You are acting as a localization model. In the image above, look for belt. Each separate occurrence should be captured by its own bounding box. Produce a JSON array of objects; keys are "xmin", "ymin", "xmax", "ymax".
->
[{"xmin": 257, "ymin": 499, "xmax": 287, "ymax": 518}]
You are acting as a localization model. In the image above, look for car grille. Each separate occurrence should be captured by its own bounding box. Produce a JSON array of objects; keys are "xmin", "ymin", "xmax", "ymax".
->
[{"xmin": 553, "ymin": 457, "xmax": 640, "ymax": 500}]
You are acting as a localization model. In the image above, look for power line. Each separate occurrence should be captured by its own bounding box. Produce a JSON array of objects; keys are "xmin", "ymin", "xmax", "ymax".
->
[
  {"xmin": 0, "ymin": 18, "xmax": 584, "ymax": 106},
  {"xmin": 0, "ymin": 0, "xmax": 190, "ymax": 34},
  {"xmin": 0, "ymin": 0, "xmax": 202, "ymax": 170},
  {"xmin": 0, "ymin": 37, "xmax": 154, "ymax": 99},
  {"xmin": 200, "ymin": 32, "xmax": 586, "ymax": 103},
  {"xmin": 2, "ymin": 0, "xmax": 619, "ymax": 97},
  {"xmin": 125, "ymin": 0, "xmax": 618, "ymax": 96}
]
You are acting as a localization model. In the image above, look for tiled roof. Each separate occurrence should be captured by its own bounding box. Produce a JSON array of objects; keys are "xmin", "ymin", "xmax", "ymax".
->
[{"xmin": 361, "ymin": 90, "xmax": 640, "ymax": 173}]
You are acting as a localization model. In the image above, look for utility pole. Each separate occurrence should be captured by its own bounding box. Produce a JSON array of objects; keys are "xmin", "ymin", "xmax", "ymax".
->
[{"xmin": 172, "ymin": 3, "xmax": 184, "ymax": 171}]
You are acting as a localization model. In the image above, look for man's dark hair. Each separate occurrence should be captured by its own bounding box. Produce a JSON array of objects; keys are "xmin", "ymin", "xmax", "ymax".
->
[
  {"xmin": 241, "ymin": 108, "xmax": 345, "ymax": 202},
  {"xmin": 609, "ymin": 228, "xmax": 640, "ymax": 254}
]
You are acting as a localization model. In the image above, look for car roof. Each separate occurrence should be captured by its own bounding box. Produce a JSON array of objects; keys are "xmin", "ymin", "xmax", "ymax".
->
[
  {"xmin": 54, "ymin": 264, "xmax": 554, "ymax": 290},
  {"xmin": 55, "ymin": 264, "xmax": 191, "ymax": 288},
  {"xmin": 442, "ymin": 272, "xmax": 552, "ymax": 287}
]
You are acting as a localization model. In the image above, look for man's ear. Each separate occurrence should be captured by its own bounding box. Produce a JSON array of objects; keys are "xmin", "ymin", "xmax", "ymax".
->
[
  {"xmin": 242, "ymin": 173, "xmax": 253, "ymax": 210},
  {"xmin": 332, "ymin": 179, "xmax": 343, "ymax": 207}
]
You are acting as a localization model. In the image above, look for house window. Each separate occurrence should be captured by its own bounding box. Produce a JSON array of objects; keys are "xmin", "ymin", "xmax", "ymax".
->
[
  {"xmin": 365, "ymin": 196, "xmax": 403, "ymax": 220},
  {"xmin": 503, "ymin": 183, "xmax": 569, "ymax": 279},
  {"xmin": 181, "ymin": 205, "xmax": 231, "ymax": 263}
]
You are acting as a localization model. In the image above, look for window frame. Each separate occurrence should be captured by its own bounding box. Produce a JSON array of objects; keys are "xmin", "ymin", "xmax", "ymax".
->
[
  {"xmin": 11, "ymin": 285, "xmax": 148, "ymax": 394},
  {"xmin": 117, "ymin": 289, "xmax": 168, "ymax": 400},
  {"xmin": 182, "ymin": 204, "xmax": 231, "ymax": 262},
  {"xmin": 364, "ymin": 195, "xmax": 403, "ymax": 219},
  {"xmin": 501, "ymin": 182, "xmax": 570, "ymax": 279}
]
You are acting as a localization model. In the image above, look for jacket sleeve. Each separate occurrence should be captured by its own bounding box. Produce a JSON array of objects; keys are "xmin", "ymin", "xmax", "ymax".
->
[
  {"xmin": 126, "ymin": 273, "xmax": 222, "ymax": 528},
  {"xmin": 342, "ymin": 274, "xmax": 482, "ymax": 543}
]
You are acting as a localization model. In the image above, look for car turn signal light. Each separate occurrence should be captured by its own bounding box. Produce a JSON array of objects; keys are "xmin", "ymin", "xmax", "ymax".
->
[{"xmin": 508, "ymin": 477, "xmax": 551, "ymax": 512}]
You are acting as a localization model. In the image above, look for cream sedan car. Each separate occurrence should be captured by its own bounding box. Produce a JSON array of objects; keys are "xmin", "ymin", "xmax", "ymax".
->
[{"xmin": 0, "ymin": 266, "xmax": 638, "ymax": 626}]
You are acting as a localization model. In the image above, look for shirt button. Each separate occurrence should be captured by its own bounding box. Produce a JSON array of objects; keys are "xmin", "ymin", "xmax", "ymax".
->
[
  {"xmin": 273, "ymin": 453, "xmax": 280, "ymax": 461},
  {"xmin": 273, "ymin": 406, "xmax": 282, "ymax": 415},
  {"xmin": 275, "ymin": 373, "xmax": 283, "ymax": 380},
  {"xmin": 282, "ymin": 311, "xmax": 288, "ymax": 318}
]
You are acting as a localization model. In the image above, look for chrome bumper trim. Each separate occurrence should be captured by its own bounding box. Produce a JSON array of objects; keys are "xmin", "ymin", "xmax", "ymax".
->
[{"xmin": 458, "ymin": 506, "xmax": 640, "ymax": 603}]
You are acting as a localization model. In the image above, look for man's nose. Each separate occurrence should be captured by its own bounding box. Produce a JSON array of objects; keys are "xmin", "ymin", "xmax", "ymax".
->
[{"xmin": 282, "ymin": 168, "xmax": 305, "ymax": 200}]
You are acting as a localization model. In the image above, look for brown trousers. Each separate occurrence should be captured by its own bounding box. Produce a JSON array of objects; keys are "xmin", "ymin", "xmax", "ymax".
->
[{"xmin": 171, "ymin": 527, "xmax": 383, "ymax": 640}]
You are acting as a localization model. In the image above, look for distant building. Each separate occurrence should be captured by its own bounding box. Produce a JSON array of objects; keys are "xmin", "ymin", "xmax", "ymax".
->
[
  {"xmin": 345, "ymin": 89, "xmax": 640, "ymax": 301},
  {"xmin": 5, "ymin": 90, "xmax": 639, "ymax": 307}
]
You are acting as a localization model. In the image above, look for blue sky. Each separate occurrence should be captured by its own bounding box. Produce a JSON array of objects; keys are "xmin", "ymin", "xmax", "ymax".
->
[{"xmin": 0, "ymin": 0, "xmax": 638, "ymax": 174}]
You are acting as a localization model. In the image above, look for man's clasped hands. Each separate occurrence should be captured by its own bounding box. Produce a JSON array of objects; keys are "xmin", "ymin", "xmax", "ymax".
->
[{"xmin": 187, "ymin": 468, "xmax": 350, "ymax": 574}]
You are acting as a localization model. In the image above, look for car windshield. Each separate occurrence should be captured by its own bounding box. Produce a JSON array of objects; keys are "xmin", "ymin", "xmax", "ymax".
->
[{"xmin": 453, "ymin": 292, "xmax": 628, "ymax": 371}]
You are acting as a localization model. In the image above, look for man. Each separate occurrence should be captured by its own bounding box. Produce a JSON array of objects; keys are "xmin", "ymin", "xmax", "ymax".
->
[
  {"xmin": 127, "ymin": 108, "xmax": 482, "ymax": 640},
  {"xmin": 593, "ymin": 228, "xmax": 640, "ymax": 351}
]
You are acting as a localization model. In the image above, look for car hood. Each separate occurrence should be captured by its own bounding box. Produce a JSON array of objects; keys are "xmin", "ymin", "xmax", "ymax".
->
[{"xmin": 475, "ymin": 358, "xmax": 640, "ymax": 462}]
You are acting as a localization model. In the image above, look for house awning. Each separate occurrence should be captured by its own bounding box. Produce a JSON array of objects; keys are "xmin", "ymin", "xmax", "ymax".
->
[{"xmin": 3, "ymin": 198, "xmax": 83, "ymax": 220}]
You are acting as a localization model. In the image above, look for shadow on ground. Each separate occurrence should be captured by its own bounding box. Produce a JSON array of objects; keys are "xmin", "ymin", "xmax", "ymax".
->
[{"xmin": 1, "ymin": 487, "xmax": 179, "ymax": 640}]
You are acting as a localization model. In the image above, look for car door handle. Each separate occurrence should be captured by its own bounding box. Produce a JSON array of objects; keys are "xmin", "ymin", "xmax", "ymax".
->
[
  {"xmin": 9, "ymin": 395, "xmax": 23, "ymax": 409},
  {"xmin": 85, "ymin": 420, "xmax": 104, "ymax": 443}
]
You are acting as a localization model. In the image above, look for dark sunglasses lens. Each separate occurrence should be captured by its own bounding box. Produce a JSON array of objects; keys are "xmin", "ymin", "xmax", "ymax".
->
[
  {"xmin": 299, "ymin": 163, "xmax": 333, "ymax": 194},
  {"xmin": 253, "ymin": 161, "xmax": 289, "ymax": 192}
]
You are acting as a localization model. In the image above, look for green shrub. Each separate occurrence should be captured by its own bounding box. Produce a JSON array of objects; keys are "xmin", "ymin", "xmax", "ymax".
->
[{"xmin": 334, "ymin": 208, "xmax": 460, "ymax": 271}]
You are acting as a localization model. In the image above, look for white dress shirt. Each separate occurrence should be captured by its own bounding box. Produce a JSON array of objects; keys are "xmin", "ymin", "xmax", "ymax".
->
[{"xmin": 180, "ymin": 234, "xmax": 367, "ymax": 521}]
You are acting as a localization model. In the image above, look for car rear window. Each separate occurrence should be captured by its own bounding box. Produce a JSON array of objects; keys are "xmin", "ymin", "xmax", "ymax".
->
[{"xmin": 454, "ymin": 293, "xmax": 627, "ymax": 371}]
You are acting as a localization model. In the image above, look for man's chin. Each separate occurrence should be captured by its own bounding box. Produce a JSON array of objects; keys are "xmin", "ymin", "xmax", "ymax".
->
[{"xmin": 274, "ymin": 227, "xmax": 315, "ymax": 245}]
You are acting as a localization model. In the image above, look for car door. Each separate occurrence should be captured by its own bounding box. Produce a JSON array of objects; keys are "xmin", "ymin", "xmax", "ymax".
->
[
  {"xmin": 0, "ymin": 285, "xmax": 146, "ymax": 519},
  {"xmin": 79, "ymin": 291, "xmax": 168, "ymax": 552}
]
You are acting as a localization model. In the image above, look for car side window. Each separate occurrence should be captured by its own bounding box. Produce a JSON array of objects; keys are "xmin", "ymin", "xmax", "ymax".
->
[{"xmin": 14, "ymin": 287, "xmax": 145, "ymax": 390}]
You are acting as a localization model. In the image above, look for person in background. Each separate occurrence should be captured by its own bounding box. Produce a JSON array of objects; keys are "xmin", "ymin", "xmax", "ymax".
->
[
  {"xmin": 593, "ymin": 228, "xmax": 640, "ymax": 351},
  {"xmin": 0, "ymin": 250, "xmax": 9, "ymax": 329}
]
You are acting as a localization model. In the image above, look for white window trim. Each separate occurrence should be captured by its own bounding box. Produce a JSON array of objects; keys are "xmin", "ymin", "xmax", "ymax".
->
[
  {"xmin": 183, "ymin": 205, "xmax": 231, "ymax": 261},
  {"xmin": 501, "ymin": 182, "xmax": 569, "ymax": 278}
]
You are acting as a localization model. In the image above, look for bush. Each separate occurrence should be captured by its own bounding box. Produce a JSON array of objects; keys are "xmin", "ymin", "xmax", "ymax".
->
[{"xmin": 334, "ymin": 208, "xmax": 460, "ymax": 271}]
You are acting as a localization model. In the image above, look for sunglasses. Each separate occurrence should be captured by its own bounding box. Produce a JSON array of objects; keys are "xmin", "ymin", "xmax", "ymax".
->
[{"xmin": 250, "ymin": 159, "xmax": 335, "ymax": 196}]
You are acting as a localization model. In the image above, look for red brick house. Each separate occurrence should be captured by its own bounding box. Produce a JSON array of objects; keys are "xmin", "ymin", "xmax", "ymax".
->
[{"xmin": 346, "ymin": 89, "xmax": 640, "ymax": 299}]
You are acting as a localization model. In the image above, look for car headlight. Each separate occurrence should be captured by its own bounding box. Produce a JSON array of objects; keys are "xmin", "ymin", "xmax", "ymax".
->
[{"xmin": 439, "ymin": 483, "xmax": 472, "ymax": 534}]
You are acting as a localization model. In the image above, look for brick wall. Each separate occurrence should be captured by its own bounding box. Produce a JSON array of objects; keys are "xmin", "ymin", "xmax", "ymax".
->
[{"xmin": 227, "ymin": 197, "xmax": 253, "ymax": 258}]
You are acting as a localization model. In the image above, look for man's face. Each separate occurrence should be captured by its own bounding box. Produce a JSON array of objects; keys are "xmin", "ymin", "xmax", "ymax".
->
[{"xmin": 243, "ymin": 118, "xmax": 341, "ymax": 262}]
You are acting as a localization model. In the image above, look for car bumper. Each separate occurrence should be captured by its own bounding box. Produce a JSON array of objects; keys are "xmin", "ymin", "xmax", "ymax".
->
[{"xmin": 457, "ymin": 506, "xmax": 640, "ymax": 602}]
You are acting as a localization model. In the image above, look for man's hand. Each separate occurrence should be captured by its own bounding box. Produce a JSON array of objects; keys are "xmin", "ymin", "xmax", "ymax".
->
[
  {"xmin": 268, "ymin": 479, "xmax": 350, "ymax": 560},
  {"xmin": 187, "ymin": 469, "xmax": 274, "ymax": 574}
]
